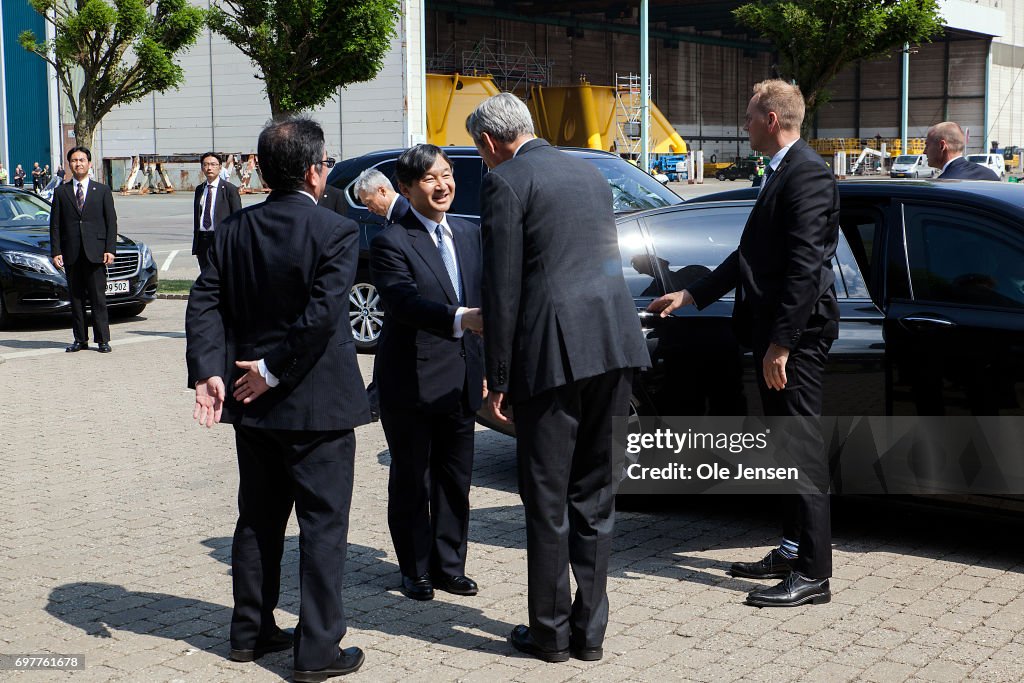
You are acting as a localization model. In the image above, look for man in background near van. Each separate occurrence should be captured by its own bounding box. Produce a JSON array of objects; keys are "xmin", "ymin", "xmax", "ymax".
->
[{"xmin": 926, "ymin": 122, "xmax": 999, "ymax": 180}]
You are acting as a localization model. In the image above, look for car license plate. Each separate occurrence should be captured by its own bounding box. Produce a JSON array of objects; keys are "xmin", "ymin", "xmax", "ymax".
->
[{"xmin": 105, "ymin": 280, "xmax": 130, "ymax": 296}]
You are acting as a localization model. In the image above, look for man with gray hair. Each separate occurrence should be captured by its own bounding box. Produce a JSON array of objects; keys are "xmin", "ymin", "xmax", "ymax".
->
[
  {"xmin": 467, "ymin": 93, "xmax": 650, "ymax": 663},
  {"xmin": 925, "ymin": 121, "xmax": 999, "ymax": 180},
  {"xmin": 354, "ymin": 168, "xmax": 410, "ymax": 224}
]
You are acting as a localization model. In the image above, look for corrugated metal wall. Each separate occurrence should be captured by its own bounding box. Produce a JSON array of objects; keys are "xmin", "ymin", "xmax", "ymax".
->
[{"xmin": 1, "ymin": 1, "xmax": 50, "ymax": 174}]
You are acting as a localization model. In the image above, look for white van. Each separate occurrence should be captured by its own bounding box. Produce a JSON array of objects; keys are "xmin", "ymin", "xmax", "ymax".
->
[
  {"xmin": 966, "ymin": 154, "xmax": 1006, "ymax": 180},
  {"xmin": 890, "ymin": 154, "xmax": 936, "ymax": 178}
]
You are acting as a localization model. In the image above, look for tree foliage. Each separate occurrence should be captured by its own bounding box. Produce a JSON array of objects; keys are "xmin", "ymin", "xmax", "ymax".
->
[
  {"xmin": 20, "ymin": 0, "xmax": 205, "ymax": 150},
  {"xmin": 208, "ymin": 0, "xmax": 402, "ymax": 120},
  {"xmin": 734, "ymin": 0, "xmax": 945, "ymax": 128}
]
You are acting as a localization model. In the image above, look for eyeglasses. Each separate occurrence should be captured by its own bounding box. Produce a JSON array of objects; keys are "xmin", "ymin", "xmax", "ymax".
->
[
  {"xmin": 202, "ymin": 161, "xmax": 221, "ymax": 168},
  {"xmin": 318, "ymin": 158, "xmax": 336, "ymax": 169}
]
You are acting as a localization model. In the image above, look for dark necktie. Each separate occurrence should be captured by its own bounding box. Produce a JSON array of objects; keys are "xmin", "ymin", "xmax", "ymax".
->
[
  {"xmin": 202, "ymin": 184, "xmax": 214, "ymax": 229},
  {"xmin": 75, "ymin": 182, "xmax": 85, "ymax": 211},
  {"xmin": 435, "ymin": 224, "xmax": 462, "ymax": 303},
  {"xmin": 759, "ymin": 165, "xmax": 775, "ymax": 194}
]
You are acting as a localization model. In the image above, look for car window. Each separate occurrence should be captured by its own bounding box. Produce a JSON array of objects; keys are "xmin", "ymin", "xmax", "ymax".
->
[
  {"xmin": 449, "ymin": 157, "xmax": 484, "ymax": 217},
  {"xmin": 617, "ymin": 218, "xmax": 659, "ymax": 298},
  {"xmin": 904, "ymin": 205, "xmax": 1024, "ymax": 309},
  {"xmin": 0, "ymin": 192, "xmax": 50, "ymax": 226},
  {"xmin": 838, "ymin": 206, "xmax": 883, "ymax": 299},
  {"xmin": 586, "ymin": 158, "xmax": 681, "ymax": 212},
  {"xmin": 644, "ymin": 205, "xmax": 750, "ymax": 296}
]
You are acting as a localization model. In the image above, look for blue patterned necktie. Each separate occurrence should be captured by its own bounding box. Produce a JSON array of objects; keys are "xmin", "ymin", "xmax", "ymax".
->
[
  {"xmin": 435, "ymin": 224, "xmax": 462, "ymax": 303},
  {"xmin": 758, "ymin": 164, "xmax": 775, "ymax": 195}
]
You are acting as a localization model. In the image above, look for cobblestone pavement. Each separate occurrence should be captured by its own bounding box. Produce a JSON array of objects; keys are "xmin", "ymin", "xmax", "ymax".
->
[{"xmin": 1, "ymin": 300, "xmax": 1023, "ymax": 682}]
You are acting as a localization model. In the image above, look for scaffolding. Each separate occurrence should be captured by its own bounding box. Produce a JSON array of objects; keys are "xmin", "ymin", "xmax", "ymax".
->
[
  {"xmin": 459, "ymin": 39, "xmax": 551, "ymax": 93},
  {"xmin": 614, "ymin": 73, "xmax": 649, "ymax": 158}
]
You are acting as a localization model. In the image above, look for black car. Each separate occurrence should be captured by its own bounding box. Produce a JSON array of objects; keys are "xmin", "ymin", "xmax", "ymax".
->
[
  {"xmin": 0, "ymin": 187, "xmax": 158, "ymax": 327},
  {"xmin": 481, "ymin": 178, "xmax": 1024, "ymax": 438},
  {"xmin": 325, "ymin": 146, "xmax": 683, "ymax": 351},
  {"xmin": 714, "ymin": 161, "xmax": 759, "ymax": 182}
]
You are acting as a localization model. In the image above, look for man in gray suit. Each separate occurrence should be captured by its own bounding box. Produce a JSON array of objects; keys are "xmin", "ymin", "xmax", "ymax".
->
[{"xmin": 467, "ymin": 94, "xmax": 650, "ymax": 663}]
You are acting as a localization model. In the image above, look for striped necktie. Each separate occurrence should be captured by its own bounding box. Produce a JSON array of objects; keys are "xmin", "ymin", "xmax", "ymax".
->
[
  {"xmin": 435, "ymin": 224, "xmax": 462, "ymax": 303},
  {"xmin": 76, "ymin": 182, "xmax": 85, "ymax": 211}
]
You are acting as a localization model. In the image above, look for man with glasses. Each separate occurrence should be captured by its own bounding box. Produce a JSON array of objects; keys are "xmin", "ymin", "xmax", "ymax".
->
[
  {"xmin": 186, "ymin": 118, "xmax": 369, "ymax": 681},
  {"xmin": 193, "ymin": 152, "xmax": 242, "ymax": 270}
]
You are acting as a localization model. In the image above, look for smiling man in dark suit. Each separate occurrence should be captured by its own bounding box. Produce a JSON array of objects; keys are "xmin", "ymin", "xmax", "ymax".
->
[
  {"xmin": 49, "ymin": 146, "xmax": 117, "ymax": 353},
  {"xmin": 926, "ymin": 121, "xmax": 1000, "ymax": 180},
  {"xmin": 468, "ymin": 94, "xmax": 649, "ymax": 662},
  {"xmin": 370, "ymin": 144, "xmax": 484, "ymax": 603},
  {"xmin": 650, "ymin": 79, "xmax": 840, "ymax": 608},
  {"xmin": 186, "ymin": 117, "xmax": 370, "ymax": 681},
  {"xmin": 193, "ymin": 152, "xmax": 242, "ymax": 270}
]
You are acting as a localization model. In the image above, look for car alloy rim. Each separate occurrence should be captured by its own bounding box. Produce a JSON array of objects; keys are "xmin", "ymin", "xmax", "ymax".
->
[{"xmin": 349, "ymin": 283, "xmax": 383, "ymax": 343}]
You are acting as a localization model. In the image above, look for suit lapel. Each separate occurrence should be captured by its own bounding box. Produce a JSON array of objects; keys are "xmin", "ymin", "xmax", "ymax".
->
[
  {"xmin": 403, "ymin": 214, "xmax": 459, "ymax": 305},
  {"xmin": 450, "ymin": 219, "xmax": 476, "ymax": 305}
]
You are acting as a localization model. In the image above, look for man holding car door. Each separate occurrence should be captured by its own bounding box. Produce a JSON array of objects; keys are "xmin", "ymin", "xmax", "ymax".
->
[
  {"xmin": 649, "ymin": 79, "xmax": 840, "ymax": 608},
  {"xmin": 49, "ymin": 146, "xmax": 118, "ymax": 354}
]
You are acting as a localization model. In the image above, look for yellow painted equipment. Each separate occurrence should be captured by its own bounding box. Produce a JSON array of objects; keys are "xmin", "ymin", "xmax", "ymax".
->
[
  {"xmin": 809, "ymin": 137, "xmax": 925, "ymax": 157},
  {"xmin": 426, "ymin": 73, "xmax": 502, "ymax": 146},
  {"xmin": 424, "ymin": 73, "xmax": 688, "ymax": 156},
  {"xmin": 528, "ymin": 82, "xmax": 686, "ymax": 154}
]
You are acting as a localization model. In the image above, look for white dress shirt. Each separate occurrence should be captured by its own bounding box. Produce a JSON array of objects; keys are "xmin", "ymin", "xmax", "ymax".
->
[
  {"xmin": 73, "ymin": 178, "xmax": 90, "ymax": 204},
  {"xmin": 198, "ymin": 178, "xmax": 221, "ymax": 231},
  {"xmin": 409, "ymin": 205, "xmax": 469, "ymax": 337}
]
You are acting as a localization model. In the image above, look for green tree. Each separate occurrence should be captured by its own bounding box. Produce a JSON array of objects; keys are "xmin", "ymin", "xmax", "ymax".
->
[
  {"xmin": 19, "ymin": 0, "xmax": 205, "ymax": 151},
  {"xmin": 208, "ymin": 0, "xmax": 401, "ymax": 120},
  {"xmin": 734, "ymin": 0, "xmax": 945, "ymax": 132}
]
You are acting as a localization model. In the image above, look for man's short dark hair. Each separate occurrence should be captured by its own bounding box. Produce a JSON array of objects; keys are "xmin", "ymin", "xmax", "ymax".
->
[
  {"xmin": 257, "ymin": 117, "xmax": 325, "ymax": 191},
  {"xmin": 395, "ymin": 144, "xmax": 451, "ymax": 189},
  {"xmin": 200, "ymin": 152, "xmax": 221, "ymax": 165},
  {"xmin": 67, "ymin": 146, "xmax": 91, "ymax": 162}
]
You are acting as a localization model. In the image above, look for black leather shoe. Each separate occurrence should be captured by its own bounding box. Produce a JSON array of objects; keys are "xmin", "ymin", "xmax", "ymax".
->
[
  {"xmin": 229, "ymin": 627, "xmax": 294, "ymax": 662},
  {"xmin": 97, "ymin": 342, "xmax": 112, "ymax": 353},
  {"xmin": 66, "ymin": 341, "xmax": 88, "ymax": 352},
  {"xmin": 729, "ymin": 548, "xmax": 794, "ymax": 579},
  {"xmin": 293, "ymin": 647, "xmax": 365, "ymax": 682},
  {"xmin": 745, "ymin": 572, "xmax": 831, "ymax": 607},
  {"xmin": 570, "ymin": 644, "xmax": 603, "ymax": 661},
  {"xmin": 434, "ymin": 573, "xmax": 478, "ymax": 596},
  {"xmin": 509, "ymin": 624, "xmax": 570, "ymax": 663},
  {"xmin": 400, "ymin": 574, "xmax": 434, "ymax": 601}
]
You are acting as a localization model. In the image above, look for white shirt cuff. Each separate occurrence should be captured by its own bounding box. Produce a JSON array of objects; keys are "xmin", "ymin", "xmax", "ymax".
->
[
  {"xmin": 257, "ymin": 358, "xmax": 280, "ymax": 387},
  {"xmin": 453, "ymin": 307, "xmax": 468, "ymax": 338}
]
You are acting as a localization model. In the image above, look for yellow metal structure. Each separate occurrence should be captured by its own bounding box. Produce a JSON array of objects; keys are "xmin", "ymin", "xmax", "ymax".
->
[
  {"xmin": 426, "ymin": 73, "xmax": 502, "ymax": 146},
  {"xmin": 809, "ymin": 137, "xmax": 925, "ymax": 157},
  {"xmin": 528, "ymin": 82, "xmax": 686, "ymax": 154},
  {"xmin": 425, "ymin": 73, "xmax": 688, "ymax": 156}
]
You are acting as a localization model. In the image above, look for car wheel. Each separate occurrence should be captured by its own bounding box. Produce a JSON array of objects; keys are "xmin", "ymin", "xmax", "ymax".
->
[
  {"xmin": 748, "ymin": 173, "xmax": 756, "ymax": 181},
  {"xmin": 715, "ymin": 173, "xmax": 725, "ymax": 181},
  {"xmin": 112, "ymin": 303, "xmax": 146, "ymax": 318},
  {"xmin": 349, "ymin": 279, "xmax": 383, "ymax": 353}
]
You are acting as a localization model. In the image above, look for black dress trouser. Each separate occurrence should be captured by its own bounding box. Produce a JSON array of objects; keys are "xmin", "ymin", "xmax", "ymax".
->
[
  {"xmin": 66, "ymin": 258, "xmax": 110, "ymax": 343},
  {"xmin": 381, "ymin": 404, "xmax": 475, "ymax": 579},
  {"xmin": 513, "ymin": 368, "xmax": 633, "ymax": 652},
  {"xmin": 754, "ymin": 333, "xmax": 833, "ymax": 579},
  {"xmin": 231, "ymin": 426, "xmax": 355, "ymax": 671}
]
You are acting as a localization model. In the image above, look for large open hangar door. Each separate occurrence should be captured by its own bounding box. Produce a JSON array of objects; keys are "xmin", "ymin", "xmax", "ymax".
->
[{"xmin": 424, "ymin": 1, "xmax": 774, "ymax": 165}]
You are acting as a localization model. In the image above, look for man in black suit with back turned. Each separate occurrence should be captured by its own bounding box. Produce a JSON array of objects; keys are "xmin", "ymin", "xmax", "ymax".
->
[
  {"xmin": 650, "ymin": 79, "xmax": 840, "ymax": 608},
  {"xmin": 49, "ymin": 146, "xmax": 117, "ymax": 354},
  {"xmin": 468, "ymin": 94, "xmax": 650, "ymax": 662},
  {"xmin": 926, "ymin": 121, "xmax": 1000, "ymax": 180},
  {"xmin": 186, "ymin": 117, "xmax": 370, "ymax": 682},
  {"xmin": 370, "ymin": 144, "xmax": 484, "ymax": 602},
  {"xmin": 193, "ymin": 152, "xmax": 242, "ymax": 270}
]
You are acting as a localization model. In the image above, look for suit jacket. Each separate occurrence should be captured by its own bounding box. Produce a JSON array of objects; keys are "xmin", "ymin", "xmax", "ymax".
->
[
  {"xmin": 385, "ymin": 194, "xmax": 411, "ymax": 225},
  {"xmin": 319, "ymin": 185, "xmax": 347, "ymax": 215},
  {"xmin": 192, "ymin": 179, "xmax": 242, "ymax": 254},
  {"xmin": 369, "ymin": 211, "xmax": 484, "ymax": 414},
  {"xmin": 49, "ymin": 178, "xmax": 117, "ymax": 266},
  {"xmin": 185, "ymin": 191, "xmax": 370, "ymax": 431},
  {"xmin": 938, "ymin": 156, "xmax": 1000, "ymax": 181},
  {"xmin": 688, "ymin": 138, "xmax": 841, "ymax": 348},
  {"xmin": 479, "ymin": 138, "xmax": 650, "ymax": 401}
]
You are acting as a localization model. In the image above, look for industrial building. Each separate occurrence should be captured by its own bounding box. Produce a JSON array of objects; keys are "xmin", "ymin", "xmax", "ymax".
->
[{"xmin": 0, "ymin": 0, "xmax": 1020, "ymax": 185}]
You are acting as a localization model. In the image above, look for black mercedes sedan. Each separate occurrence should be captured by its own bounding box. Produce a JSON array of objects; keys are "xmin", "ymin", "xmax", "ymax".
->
[{"xmin": 0, "ymin": 187, "xmax": 158, "ymax": 327}]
